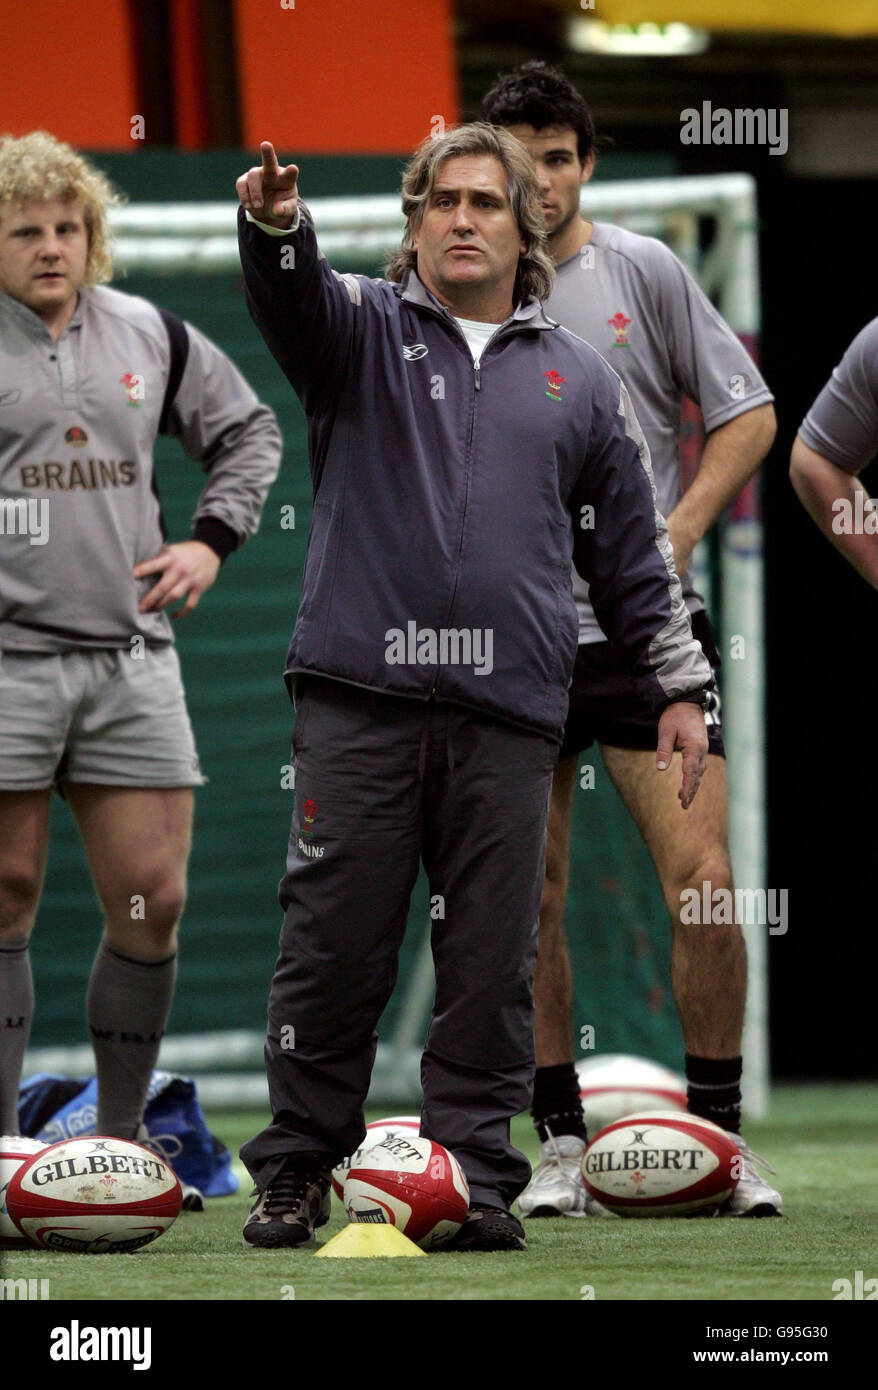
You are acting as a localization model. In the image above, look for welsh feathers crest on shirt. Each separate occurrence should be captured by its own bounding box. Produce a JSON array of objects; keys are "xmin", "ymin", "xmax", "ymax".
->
[
  {"xmin": 543, "ymin": 370, "xmax": 566, "ymax": 402},
  {"xmin": 120, "ymin": 372, "xmax": 146, "ymax": 406},
  {"xmin": 608, "ymin": 312, "xmax": 632, "ymax": 348}
]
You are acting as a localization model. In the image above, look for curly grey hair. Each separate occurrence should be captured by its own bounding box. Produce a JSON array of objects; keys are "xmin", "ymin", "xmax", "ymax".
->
[{"xmin": 385, "ymin": 122, "xmax": 554, "ymax": 305}]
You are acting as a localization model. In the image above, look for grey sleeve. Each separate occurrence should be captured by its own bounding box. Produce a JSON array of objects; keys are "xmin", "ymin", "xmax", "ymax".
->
[
  {"xmin": 647, "ymin": 238, "xmax": 774, "ymax": 432},
  {"xmin": 798, "ymin": 318, "xmax": 878, "ymax": 473},
  {"xmin": 164, "ymin": 319, "xmax": 283, "ymax": 557}
]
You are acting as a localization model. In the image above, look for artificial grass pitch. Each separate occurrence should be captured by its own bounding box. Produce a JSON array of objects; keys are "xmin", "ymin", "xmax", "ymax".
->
[{"xmin": 2, "ymin": 1084, "xmax": 876, "ymax": 1302}]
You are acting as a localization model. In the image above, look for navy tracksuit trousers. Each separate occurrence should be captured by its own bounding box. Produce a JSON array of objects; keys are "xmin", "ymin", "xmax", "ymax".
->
[{"xmin": 240, "ymin": 676, "xmax": 556, "ymax": 1209}]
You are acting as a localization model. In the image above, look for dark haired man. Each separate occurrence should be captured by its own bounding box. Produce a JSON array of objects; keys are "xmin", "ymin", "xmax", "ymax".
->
[{"xmin": 483, "ymin": 62, "xmax": 782, "ymax": 1218}]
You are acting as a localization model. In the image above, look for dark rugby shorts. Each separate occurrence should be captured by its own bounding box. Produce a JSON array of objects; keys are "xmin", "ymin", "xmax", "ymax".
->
[{"xmin": 559, "ymin": 608, "xmax": 725, "ymax": 761}]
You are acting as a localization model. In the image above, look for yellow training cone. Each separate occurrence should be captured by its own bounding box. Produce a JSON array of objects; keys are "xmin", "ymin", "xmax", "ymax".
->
[{"xmin": 315, "ymin": 1223, "xmax": 426, "ymax": 1258}]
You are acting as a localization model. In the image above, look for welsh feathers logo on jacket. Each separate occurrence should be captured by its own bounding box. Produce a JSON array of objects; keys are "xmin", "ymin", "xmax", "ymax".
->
[
  {"xmin": 120, "ymin": 372, "xmax": 145, "ymax": 406},
  {"xmin": 544, "ymin": 370, "xmax": 566, "ymax": 402},
  {"xmin": 608, "ymin": 313, "xmax": 632, "ymax": 348}
]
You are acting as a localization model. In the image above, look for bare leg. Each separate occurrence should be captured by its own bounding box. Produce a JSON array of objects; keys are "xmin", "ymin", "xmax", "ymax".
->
[
  {"xmin": 0, "ymin": 790, "xmax": 51, "ymax": 942},
  {"xmin": 68, "ymin": 785, "xmax": 192, "ymax": 958},
  {"xmin": 533, "ymin": 756, "xmax": 579, "ymax": 1067},
  {"xmin": 599, "ymin": 748, "xmax": 746, "ymax": 1057}
]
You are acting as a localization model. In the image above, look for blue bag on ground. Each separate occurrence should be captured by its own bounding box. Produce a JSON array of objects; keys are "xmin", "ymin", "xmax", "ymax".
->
[{"xmin": 18, "ymin": 1069, "xmax": 238, "ymax": 1197}]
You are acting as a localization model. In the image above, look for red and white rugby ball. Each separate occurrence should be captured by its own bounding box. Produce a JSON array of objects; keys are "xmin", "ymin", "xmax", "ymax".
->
[
  {"xmin": 577, "ymin": 1054, "xmax": 687, "ymax": 1133},
  {"xmin": 332, "ymin": 1116, "xmax": 421, "ymax": 1200},
  {"xmin": 581, "ymin": 1111, "xmax": 740, "ymax": 1216},
  {"xmin": 7, "ymin": 1135, "xmax": 183, "ymax": 1252},
  {"xmin": 344, "ymin": 1134, "xmax": 469, "ymax": 1250},
  {"xmin": 1, "ymin": 1136, "xmax": 49, "ymax": 1248}
]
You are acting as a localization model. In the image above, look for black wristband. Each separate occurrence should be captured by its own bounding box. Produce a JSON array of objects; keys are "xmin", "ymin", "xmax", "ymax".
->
[
  {"xmin": 192, "ymin": 516, "xmax": 239, "ymax": 563},
  {"xmin": 656, "ymin": 689, "xmax": 713, "ymax": 715}
]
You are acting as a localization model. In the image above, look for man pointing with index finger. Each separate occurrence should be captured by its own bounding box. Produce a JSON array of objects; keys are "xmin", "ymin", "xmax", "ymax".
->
[
  {"xmin": 236, "ymin": 126, "xmax": 712, "ymax": 1252},
  {"xmin": 236, "ymin": 142, "xmax": 299, "ymax": 225}
]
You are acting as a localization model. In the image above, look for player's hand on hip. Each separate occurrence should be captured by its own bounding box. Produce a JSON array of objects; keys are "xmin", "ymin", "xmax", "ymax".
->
[
  {"xmin": 655, "ymin": 700, "xmax": 709, "ymax": 809},
  {"xmin": 133, "ymin": 541, "xmax": 222, "ymax": 620},
  {"xmin": 236, "ymin": 142, "xmax": 299, "ymax": 229}
]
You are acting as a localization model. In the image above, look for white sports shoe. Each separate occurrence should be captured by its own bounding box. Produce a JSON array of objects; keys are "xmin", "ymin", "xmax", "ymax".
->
[
  {"xmin": 518, "ymin": 1132, "xmax": 610, "ymax": 1218},
  {"xmin": 722, "ymin": 1133, "xmax": 782, "ymax": 1217}
]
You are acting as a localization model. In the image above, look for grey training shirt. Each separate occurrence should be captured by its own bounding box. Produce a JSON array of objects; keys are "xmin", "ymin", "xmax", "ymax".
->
[
  {"xmin": 798, "ymin": 316, "xmax": 878, "ymax": 473},
  {"xmin": 546, "ymin": 221, "xmax": 774, "ymax": 644},
  {"xmin": 0, "ymin": 286, "xmax": 282, "ymax": 652}
]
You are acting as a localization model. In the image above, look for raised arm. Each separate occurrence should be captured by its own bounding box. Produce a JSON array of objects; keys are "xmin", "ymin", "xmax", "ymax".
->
[
  {"xmin": 236, "ymin": 140, "xmax": 300, "ymax": 228},
  {"xmin": 235, "ymin": 141, "xmax": 359, "ymax": 415}
]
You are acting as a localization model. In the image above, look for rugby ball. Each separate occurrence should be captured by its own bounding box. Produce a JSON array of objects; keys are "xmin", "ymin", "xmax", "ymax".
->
[
  {"xmin": 7, "ymin": 1135, "xmax": 183, "ymax": 1252},
  {"xmin": 581, "ymin": 1111, "xmax": 739, "ymax": 1216},
  {"xmin": 344, "ymin": 1134, "xmax": 469, "ymax": 1250},
  {"xmin": 578, "ymin": 1054, "xmax": 687, "ymax": 1132},
  {"xmin": 1, "ymin": 1136, "xmax": 49, "ymax": 1248},
  {"xmin": 332, "ymin": 1116, "xmax": 420, "ymax": 1200}
]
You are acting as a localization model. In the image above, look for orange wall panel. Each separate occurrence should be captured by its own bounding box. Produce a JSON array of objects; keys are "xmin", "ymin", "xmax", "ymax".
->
[
  {"xmin": 234, "ymin": 0, "xmax": 458, "ymax": 154},
  {"xmin": 0, "ymin": 0, "xmax": 137, "ymax": 149}
]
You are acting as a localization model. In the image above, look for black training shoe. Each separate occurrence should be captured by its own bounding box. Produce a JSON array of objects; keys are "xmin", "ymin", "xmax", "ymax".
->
[
  {"xmin": 448, "ymin": 1203, "xmax": 527, "ymax": 1252},
  {"xmin": 242, "ymin": 1160, "xmax": 332, "ymax": 1249}
]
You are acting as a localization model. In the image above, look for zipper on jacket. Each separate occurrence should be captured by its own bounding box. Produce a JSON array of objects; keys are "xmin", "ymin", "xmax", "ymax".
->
[
  {"xmin": 399, "ymin": 304, "xmax": 528, "ymax": 697},
  {"xmin": 440, "ymin": 360, "xmax": 480, "ymax": 637}
]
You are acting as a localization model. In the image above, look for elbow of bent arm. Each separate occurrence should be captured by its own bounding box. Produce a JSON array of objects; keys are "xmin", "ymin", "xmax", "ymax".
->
[{"xmin": 789, "ymin": 434, "xmax": 825, "ymax": 499}]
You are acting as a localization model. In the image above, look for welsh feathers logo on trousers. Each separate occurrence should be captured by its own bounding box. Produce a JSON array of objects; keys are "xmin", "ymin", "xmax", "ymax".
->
[
  {"xmin": 297, "ymin": 797, "xmax": 324, "ymax": 859},
  {"xmin": 302, "ymin": 798, "xmax": 318, "ymax": 835}
]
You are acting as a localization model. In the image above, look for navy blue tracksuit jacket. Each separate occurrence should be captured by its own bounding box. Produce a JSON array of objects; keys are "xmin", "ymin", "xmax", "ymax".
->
[{"xmin": 237, "ymin": 205, "xmax": 711, "ymax": 739}]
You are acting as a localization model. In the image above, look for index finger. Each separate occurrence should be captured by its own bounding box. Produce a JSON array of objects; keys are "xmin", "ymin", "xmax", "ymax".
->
[
  {"xmin": 132, "ymin": 551, "xmax": 170, "ymax": 578},
  {"xmin": 260, "ymin": 141, "xmax": 280, "ymax": 176},
  {"xmin": 679, "ymin": 745, "xmax": 706, "ymax": 809}
]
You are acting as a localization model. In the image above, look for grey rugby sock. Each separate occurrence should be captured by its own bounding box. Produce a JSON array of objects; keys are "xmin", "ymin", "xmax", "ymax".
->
[
  {"xmin": 86, "ymin": 938, "xmax": 177, "ymax": 1139},
  {"xmin": 0, "ymin": 938, "xmax": 34, "ymax": 1134}
]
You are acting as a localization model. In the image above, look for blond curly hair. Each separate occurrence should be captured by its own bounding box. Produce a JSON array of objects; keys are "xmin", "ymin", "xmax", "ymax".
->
[
  {"xmin": 385, "ymin": 122, "xmax": 554, "ymax": 305},
  {"xmin": 0, "ymin": 130, "xmax": 123, "ymax": 285}
]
